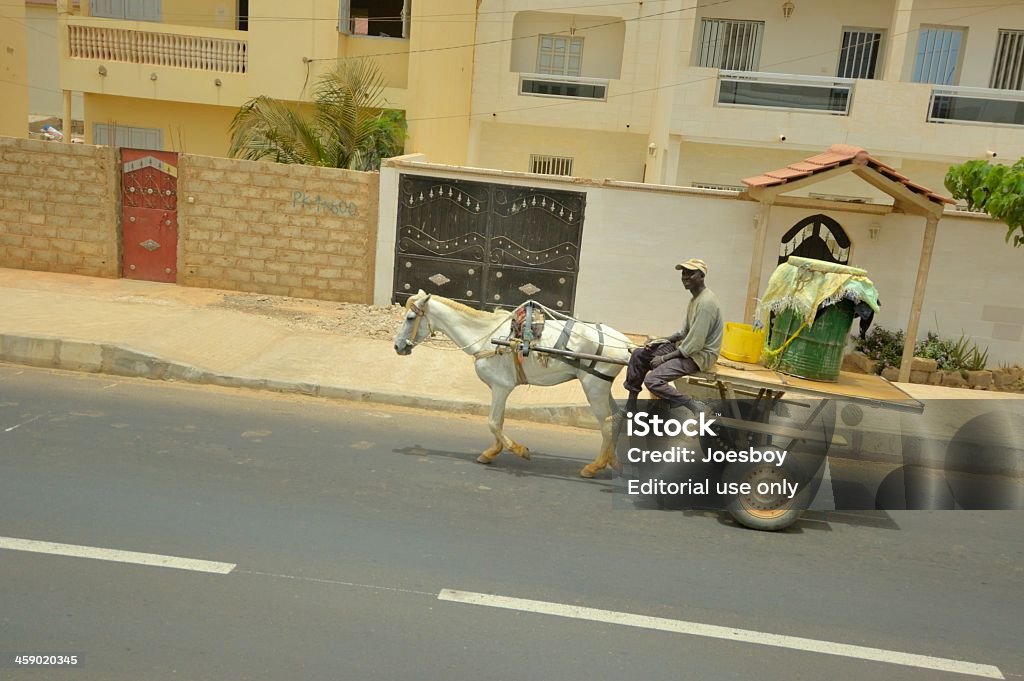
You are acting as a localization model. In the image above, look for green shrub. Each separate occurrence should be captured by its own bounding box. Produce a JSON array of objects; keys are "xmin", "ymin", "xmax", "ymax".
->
[
  {"xmin": 949, "ymin": 334, "xmax": 989, "ymax": 372},
  {"xmin": 914, "ymin": 332, "xmax": 958, "ymax": 370},
  {"xmin": 854, "ymin": 326, "xmax": 905, "ymax": 373},
  {"xmin": 856, "ymin": 328, "xmax": 991, "ymax": 374}
]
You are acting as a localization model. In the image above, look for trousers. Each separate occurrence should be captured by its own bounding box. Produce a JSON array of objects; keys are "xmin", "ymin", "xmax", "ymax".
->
[{"xmin": 624, "ymin": 341, "xmax": 700, "ymax": 405}]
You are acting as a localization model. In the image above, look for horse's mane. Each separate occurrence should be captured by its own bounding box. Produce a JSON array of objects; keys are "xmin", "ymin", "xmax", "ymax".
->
[
  {"xmin": 406, "ymin": 294, "xmax": 505, "ymax": 320},
  {"xmin": 434, "ymin": 296, "xmax": 506, "ymax": 319}
]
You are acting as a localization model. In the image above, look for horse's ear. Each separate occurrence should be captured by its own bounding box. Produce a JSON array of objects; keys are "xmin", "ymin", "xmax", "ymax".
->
[{"xmin": 417, "ymin": 289, "xmax": 427, "ymax": 296}]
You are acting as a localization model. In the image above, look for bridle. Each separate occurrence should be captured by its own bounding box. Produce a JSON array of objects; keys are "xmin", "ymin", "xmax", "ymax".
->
[{"xmin": 405, "ymin": 294, "xmax": 433, "ymax": 346}]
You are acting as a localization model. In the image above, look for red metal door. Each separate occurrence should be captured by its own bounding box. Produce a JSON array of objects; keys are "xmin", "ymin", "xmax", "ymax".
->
[{"xmin": 121, "ymin": 149, "xmax": 178, "ymax": 282}]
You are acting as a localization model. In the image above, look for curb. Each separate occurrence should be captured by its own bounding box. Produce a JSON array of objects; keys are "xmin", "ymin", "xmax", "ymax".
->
[{"xmin": 0, "ymin": 332, "xmax": 601, "ymax": 430}]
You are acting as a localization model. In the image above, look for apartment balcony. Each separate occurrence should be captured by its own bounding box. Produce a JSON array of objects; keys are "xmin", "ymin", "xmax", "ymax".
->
[
  {"xmin": 519, "ymin": 73, "xmax": 609, "ymax": 101},
  {"xmin": 676, "ymin": 67, "xmax": 1024, "ymax": 162},
  {"xmin": 62, "ymin": 16, "xmax": 249, "ymax": 107},
  {"xmin": 716, "ymin": 71, "xmax": 854, "ymax": 116},
  {"xmin": 69, "ymin": 22, "xmax": 247, "ymax": 74},
  {"xmin": 928, "ymin": 85, "xmax": 1024, "ymax": 127}
]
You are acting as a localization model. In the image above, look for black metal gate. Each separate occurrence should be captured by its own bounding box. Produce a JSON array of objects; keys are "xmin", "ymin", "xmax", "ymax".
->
[{"xmin": 393, "ymin": 174, "xmax": 585, "ymax": 313}]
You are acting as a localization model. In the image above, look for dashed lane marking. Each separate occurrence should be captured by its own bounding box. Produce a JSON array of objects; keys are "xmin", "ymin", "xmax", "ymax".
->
[
  {"xmin": 438, "ymin": 589, "xmax": 1004, "ymax": 680},
  {"xmin": 0, "ymin": 537, "xmax": 236, "ymax": 575}
]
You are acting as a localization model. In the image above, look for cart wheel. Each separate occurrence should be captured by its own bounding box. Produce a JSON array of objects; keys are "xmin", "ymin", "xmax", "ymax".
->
[{"xmin": 723, "ymin": 459, "xmax": 823, "ymax": 531}]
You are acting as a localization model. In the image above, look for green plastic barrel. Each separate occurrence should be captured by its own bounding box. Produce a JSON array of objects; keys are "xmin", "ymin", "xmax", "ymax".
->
[{"xmin": 765, "ymin": 299, "xmax": 855, "ymax": 382}]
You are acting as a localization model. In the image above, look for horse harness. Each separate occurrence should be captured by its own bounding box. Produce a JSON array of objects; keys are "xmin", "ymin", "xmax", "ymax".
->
[
  {"xmin": 551, "ymin": 318, "xmax": 619, "ymax": 383},
  {"xmin": 406, "ymin": 294, "xmax": 433, "ymax": 346},
  {"xmin": 412, "ymin": 296, "xmax": 620, "ymax": 385},
  {"xmin": 495, "ymin": 307, "xmax": 619, "ymax": 385}
]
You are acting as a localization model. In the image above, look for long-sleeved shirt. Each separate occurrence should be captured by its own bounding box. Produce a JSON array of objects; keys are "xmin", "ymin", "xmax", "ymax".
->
[{"xmin": 675, "ymin": 288, "xmax": 723, "ymax": 372}]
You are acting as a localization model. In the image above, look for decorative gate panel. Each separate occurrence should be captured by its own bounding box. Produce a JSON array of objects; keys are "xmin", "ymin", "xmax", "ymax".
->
[
  {"xmin": 121, "ymin": 149, "xmax": 178, "ymax": 283},
  {"xmin": 393, "ymin": 175, "xmax": 585, "ymax": 313}
]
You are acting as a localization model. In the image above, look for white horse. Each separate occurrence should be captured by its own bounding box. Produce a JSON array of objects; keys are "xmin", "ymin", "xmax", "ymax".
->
[{"xmin": 393, "ymin": 290, "xmax": 634, "ymax": 478}]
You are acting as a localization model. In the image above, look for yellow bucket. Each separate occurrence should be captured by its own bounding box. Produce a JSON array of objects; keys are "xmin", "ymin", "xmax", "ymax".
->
[{"xmin": 720, "ymin": 322, "xmax": 765, "ymax": 364}]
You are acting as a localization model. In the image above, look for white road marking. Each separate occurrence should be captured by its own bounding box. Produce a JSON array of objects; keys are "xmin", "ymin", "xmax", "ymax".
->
[
  {"xmin": 4, "ymin": 415, "xmax": 41, "ymax": 432},
  {"xmin": 438, "ymin": 589, "xmax": 1004, "ymax": 680},
  {"xmin": 0, "ymin": 537, "xmax": 235, "ymax": 575}
]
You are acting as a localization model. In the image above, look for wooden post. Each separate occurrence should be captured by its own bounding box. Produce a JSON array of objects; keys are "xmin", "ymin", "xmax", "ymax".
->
[
  {"xmin": 744, "ymin": 201, "xmax": 773, "ymax": 323},
  {"xmin": 898, "ymin": 214, "xmax": 939, "ymax": 383}
]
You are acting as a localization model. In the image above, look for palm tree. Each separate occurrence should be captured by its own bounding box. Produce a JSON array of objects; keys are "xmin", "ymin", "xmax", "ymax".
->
[{"xmin": 228, "ymin": 59, "xmax": 405, "ymax": 170}]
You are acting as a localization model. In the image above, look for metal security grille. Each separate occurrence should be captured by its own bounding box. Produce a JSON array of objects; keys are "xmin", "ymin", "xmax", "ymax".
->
[
  {"xmin": 912, "ymin": 26, "xmax": 964, "ymax": 85},
  {"xmin": 530, "ymin": 155, "xmax": 574, "ymax": 176},
  {"xmin": 393, "ymin": 175, "xmax": 585, "ymax": 313},
  {"xmin": 837, "ymin": 29, "xmax": 882, "ymax": 79},
  {"xmin": 537, "ymin": 35, "xmax": 583, "ymax": 76},
  {"xmin": 778, "ymin": 214, "xmax": 851, "ymax": 265},
  {"xmin": 94, "ymin": 124, "xmax": 163, "ymax": 151},
  {"xmin": 990, "ymin": 29, "xmax": 1024, "ymax": 90},
  {"xmin": 697, "ymin": 19, "xmax": 764, "ymax": 71}
]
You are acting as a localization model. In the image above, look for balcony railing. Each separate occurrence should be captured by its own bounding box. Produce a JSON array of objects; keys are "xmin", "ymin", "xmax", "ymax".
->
[
  {"xmin": 928, "ymin": 85, "xmax": 1024, "ymax": 127},
  {"xmin": 519, "ymin": 73, "xmax": 608, "ymax": 101},
  {"xmin": 717, "ymin": 71, "xmax": 855, "ymax": 115},
  {"xmin": 69, "ymin": 24, "xmax": 247, "ymax": 74}
]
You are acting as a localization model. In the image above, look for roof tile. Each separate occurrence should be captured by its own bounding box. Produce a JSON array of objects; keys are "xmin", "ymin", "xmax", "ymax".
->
[{"xmin": 741, "ymin": 144, "xmax": 951, "ymax": 207}]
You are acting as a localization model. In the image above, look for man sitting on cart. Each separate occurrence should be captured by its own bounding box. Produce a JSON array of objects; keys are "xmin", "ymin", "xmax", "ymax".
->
[{"xmin": 624, "ymin": 257, "xmax": 723, "ymax": 414}]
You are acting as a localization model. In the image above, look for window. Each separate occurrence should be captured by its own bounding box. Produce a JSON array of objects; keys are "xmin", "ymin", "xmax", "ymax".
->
[
  {"xmin": 94, "ymin": 124, "xmax": 163, "ymax": 150},
  {"xmin": 837, "ymin": 29, "xmax": 883, "ymax": 79},
  {"xmin": 530, "ymin": 155, "xmax": 573, "ymax": 176},
  {"xmin": 237, "ymin": 0, "xmax": 248, "ymax": 31},
  {"xmin": 339, "ymin": 0, "xmax": 409, "ymax": 38},
  {"xmin": 696, "ymin": 19, "xmax": 763, "ymax": 71},
  {"xmin": 912, "ymin": 26, "xmax": 965, "ymax": 85},
  {"xmin": 991, "ymin": 29, "xmax": 1024, "ymax": 90},
  {"xmin": 90, "ymin": 0, "xmax": 161, "ymax": 22},
  {"xmin": 537, "ymin": 35, "xmax": 583, "ymax": 77}
]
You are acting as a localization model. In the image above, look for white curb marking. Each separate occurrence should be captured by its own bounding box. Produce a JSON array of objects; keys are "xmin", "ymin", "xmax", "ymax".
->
[
  {"xmin": 0, "ymin": 537, "xmax": 236, "ymax": 575},
  {"xmin": 438, "ymin": 589, "xmax": 1004, "ymax": 679}
]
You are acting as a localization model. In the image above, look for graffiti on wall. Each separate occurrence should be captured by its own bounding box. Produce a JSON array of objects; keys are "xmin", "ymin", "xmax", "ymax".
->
[{"xmin": 292, "ymin": 191, "xmax": 359, "ymax": 217}]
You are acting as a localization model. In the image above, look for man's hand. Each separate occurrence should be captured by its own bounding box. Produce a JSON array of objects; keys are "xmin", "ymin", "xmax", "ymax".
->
[{"xmin": 651, "ymin": 355, "xmax": 666, "ymax": 368}]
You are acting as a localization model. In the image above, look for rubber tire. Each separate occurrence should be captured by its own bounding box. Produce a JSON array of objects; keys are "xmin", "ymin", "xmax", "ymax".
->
[{"xmin": 723, "ymin": 458, "xmax": 823, "ymax": 531}]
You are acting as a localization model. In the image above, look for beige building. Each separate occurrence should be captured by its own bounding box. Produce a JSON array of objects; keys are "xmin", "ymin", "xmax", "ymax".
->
[
  {"xmin": 53, "ymin": 0, "xmax": 476, "ymax": 160},
  {"xmin": 0, "ymin": 0, "xmax": 29, "ymax": 137},
  {"xmin": 469, "ymin": 0, "xmax": 1024, "ymax": 199},
  {"xmin": 48, "ymin": 0, "xmax": 1024, "ymax": 196},
  {"xmin": 25, "ymin": 0, "xmax": 83, "ymax": 122}
]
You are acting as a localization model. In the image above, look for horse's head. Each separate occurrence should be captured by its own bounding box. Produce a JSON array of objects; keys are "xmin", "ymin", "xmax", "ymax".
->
[{"xmin": 394, "ymin": 290, "xmax": 433, "ymax": 355}]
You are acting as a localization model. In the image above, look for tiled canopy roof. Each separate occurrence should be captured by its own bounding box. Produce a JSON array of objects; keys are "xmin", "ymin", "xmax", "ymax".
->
[{"xmin": 742, "ymin": 144, "xmax": 955, "ymax": 206}]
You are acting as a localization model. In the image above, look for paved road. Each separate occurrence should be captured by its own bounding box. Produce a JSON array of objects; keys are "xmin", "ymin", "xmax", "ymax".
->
[{"xmin": 1, "ymin": 364, "xmax": 1021, "ymax": 680}]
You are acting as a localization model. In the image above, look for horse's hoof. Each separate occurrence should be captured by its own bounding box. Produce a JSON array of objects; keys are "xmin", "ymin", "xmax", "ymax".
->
[
  {"xmin": 579, "ymin": 466, "xmax": 596, "ymax": 478},
  {"xmin": 476, "ymin": 454, "xmax": 493, "ymax": 464},
  {"xmin": 520, "ymin": 449, "xmax": 531, "ymax": 461}
]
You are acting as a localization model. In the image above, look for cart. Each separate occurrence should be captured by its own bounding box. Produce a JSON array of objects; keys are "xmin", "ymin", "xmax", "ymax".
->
[
  {"xmin": 494, "ymin": 338, "xmax": 923, "ymax": 531},
  {"xmin": 677, "ymin": 357, "xmax": 923, "ymax": 530}
]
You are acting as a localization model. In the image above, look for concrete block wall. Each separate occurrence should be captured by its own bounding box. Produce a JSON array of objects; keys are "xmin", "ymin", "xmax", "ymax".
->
[
  {"xmin": 177, "ymin": 154, "xmax": 379, "ymax": 303},
  {"xmin": 0, "ymin": 137, "xmax": 120, "ymax": 277}
]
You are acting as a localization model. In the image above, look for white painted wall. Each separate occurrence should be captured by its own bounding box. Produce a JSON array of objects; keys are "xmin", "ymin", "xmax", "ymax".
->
[
  {"xmin": 509, "ymin": 12, "xmax": 626, "ymax": 79},
  {"xmin": 378, "ymin": 157, "xmax": 1024, "ymax": 365},
  {"xmin": 471, "ymin": 121, "xmax": 647, "ymax": 182},
  {"xmin": 691, "ymin": 0, "xmax": 896, "ymax": 76}
]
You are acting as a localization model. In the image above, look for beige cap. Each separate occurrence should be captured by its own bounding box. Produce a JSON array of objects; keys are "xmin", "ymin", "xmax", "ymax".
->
[{"xmin": 675, "ymin": 258, "xmax": 708, "ymax": 275}]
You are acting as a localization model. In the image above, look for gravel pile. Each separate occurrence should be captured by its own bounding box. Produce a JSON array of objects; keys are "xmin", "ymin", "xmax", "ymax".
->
[{"xmin": 212, "ymin": 292, "xmax": 450, "ymax": 345}]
